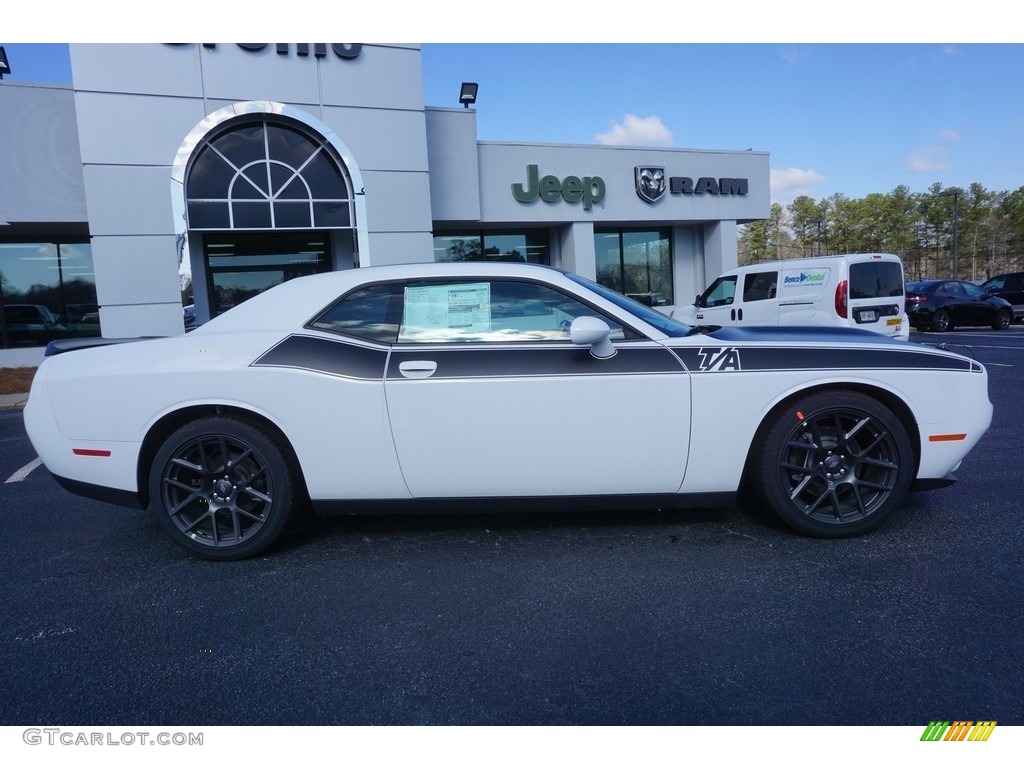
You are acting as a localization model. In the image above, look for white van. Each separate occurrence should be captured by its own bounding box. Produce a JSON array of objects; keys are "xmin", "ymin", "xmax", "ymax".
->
[{"xmin": 673, "ymin": 253, "xmax": 909, "ymax": 340}]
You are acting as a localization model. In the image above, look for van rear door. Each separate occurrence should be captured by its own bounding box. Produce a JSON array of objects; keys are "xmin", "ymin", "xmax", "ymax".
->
[{"xmin": 846, "ymin": 258, "xmax": 908, "ymax": 338}]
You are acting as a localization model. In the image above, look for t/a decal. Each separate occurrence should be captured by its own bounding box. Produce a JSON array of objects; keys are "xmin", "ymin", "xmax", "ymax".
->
[{"xmin": 697, "ymin": 347, "xmax": 742, "ymax": 371}]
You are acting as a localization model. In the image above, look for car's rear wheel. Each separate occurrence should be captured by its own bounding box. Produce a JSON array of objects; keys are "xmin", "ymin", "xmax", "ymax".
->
[
  {"xmin": 148, "ymin": 416, "xmax": 295, "ymax": 560},
  {"xmin": 993, "ymin": 309, "xmax": 1011, "ymax": 330},
  {"xmin": 930, "ymin": 309, "xmax": 952, "ymax": 332},
  {"xmin": 752, "ymin": 390, "xmax": 914, "ymax": 538}
]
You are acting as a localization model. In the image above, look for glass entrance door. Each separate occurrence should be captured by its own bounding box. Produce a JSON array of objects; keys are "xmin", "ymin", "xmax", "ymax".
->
[{"xmin": 204, "ymin": 231, "xmax": 331, "ymax": 316}]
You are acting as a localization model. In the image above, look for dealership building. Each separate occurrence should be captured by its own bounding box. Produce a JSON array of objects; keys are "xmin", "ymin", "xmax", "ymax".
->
[{"xmin": 0, "ymin": 43, "xmax": 769, "ymax": 357}]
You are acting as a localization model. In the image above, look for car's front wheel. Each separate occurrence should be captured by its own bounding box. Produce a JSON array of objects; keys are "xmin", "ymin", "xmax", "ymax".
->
[
  {"xmin": 752, "ymin": 390, "xmax": 914, "ymax": 538},
  {"xmin": 993, "ymin": 309, "xmax": 1011, "ymax": 330},
  {"xmin": 148, "ymin": 416, "xmax": 296, "ymax": 560}
]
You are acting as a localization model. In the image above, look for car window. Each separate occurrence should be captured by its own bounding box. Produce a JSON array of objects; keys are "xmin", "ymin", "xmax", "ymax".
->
[
  {"xmin": 983, "ymin": 277, "xmax": 1005, "ymax": 291},
  {"xmin": 700, "ymin": 276, "xmax": 737, "ymax": 307},
  {"xmin": 962, "ymin": 282, "xmax": 988, "ymax": 299},
  {"xmin": 396, "ymin": 279, "xmax": 631, "ymax": 344},
  {"xmin": 309, "ymin": 283, "xmax": 404, "ymax": 343},
  {"xmin": 849, "ymin": 261, "xmax": 904, "ymax": 299},
  {"xmin": 742, "ymin": 271, "xmax": 778, "ymax": 302},
  {"xmin": 941, "ymin": 282, "xmax": 966, "ymax": 297}
]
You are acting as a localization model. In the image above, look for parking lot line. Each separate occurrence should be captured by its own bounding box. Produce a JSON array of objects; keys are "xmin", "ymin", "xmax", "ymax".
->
[{"xmin": 5, "ymin": 457, "xmax": 42, "ymax": 484}]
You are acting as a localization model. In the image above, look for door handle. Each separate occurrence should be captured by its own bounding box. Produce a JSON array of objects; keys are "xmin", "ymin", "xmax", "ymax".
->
[
  {"xmin": 738, "ymin": 308, "xmax": 743, "ymax": 321},
  {"xmin": 730, "ymin": 308, "xmax": 736, "ymax": 321},
  {"xmin": 398, "ymin": 360, "xmax": 437, "ymax": 379}
]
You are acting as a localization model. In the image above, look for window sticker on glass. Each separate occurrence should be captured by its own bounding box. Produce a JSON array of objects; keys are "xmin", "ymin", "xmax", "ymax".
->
[{"xmin": 400, "ymin": 282, "xmax": 491, "ymax": 341}]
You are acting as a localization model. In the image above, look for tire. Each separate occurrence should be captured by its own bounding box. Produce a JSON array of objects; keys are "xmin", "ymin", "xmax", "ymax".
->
[
  {"xmin": 992, "ymin": 309, "xmax": 1011, "ymax": 330},
  {"xmin": 148, "ymin": 416, "xmax": 296, "ymax": 560},
  {"xmin": 930, "ymin": 309, "xmax": 952, "ymax": 332},
  {"xmin": 752, "ymin": 390, "xmax": 914, "ymax": 538}
]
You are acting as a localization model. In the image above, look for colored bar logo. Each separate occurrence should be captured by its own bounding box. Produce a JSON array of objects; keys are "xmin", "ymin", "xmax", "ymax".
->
[{"xmin": 920, "ymin": 721, "xmax": 997, "ymax": 741}]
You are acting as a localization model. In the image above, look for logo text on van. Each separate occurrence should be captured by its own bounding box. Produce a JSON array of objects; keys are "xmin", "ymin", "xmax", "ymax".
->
[{"xmin": 783, "ymin": 270, "xmax": 828, "ymax": 286}]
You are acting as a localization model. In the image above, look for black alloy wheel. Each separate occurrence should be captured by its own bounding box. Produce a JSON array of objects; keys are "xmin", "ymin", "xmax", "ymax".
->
[
  {"xmin": 930, "ymin": 308, "xmax": 952, "ymax": 332},
  {"xmin": 753, "ymin": 390, "xmax": 914, "ymax": 537},
  {"xmin": 993, "ymin": 309, "xmax": 1011, "ymax": 330},
  {"xmin": 149, "ymin": 416, "xmax": 296, "ymax": 560}
]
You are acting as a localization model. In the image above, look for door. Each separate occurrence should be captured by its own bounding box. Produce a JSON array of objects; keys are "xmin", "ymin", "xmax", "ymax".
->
[
  {"xmin": 383, "ymin": 278, "xmax": 692, "ymax": 498},
  {"xmin": 736, "ymin": 269, "xmax": 779, "ymax": 325},
  {"xmin": 693, "ymin": 274, "xmax": 739, "ymax": 326},
  {"xmin": 960, "ymin": 281, "xmax": 999, "ymax": 325},
  {"xmin": 847, "ymin": 259, "xmax": 907, "ymax": 337}
]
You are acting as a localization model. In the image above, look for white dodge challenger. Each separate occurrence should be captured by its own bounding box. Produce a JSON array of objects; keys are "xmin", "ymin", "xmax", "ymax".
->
[{"xmin": 24, "ymin": 262, "xmax": 993, "ymax": 560}]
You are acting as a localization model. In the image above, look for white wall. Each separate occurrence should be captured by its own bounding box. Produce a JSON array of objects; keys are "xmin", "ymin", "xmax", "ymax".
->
[{"xmin": 68, "ymin": 43, "xmax": 434, "ymax": 337}]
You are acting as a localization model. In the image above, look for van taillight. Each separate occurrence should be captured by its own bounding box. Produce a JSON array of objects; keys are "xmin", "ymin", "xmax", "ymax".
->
[{"xmin": 835, "ymin": 280, "xmax": 848, "ymax": 318}]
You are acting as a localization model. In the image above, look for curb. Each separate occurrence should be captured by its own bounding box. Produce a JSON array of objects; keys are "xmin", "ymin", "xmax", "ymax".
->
[{"xmin": 0, "ymin": 394, "xmax": 29, "ymax": 410}]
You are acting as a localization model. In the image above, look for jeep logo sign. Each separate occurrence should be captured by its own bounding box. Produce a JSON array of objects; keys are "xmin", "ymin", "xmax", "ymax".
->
[{"xmin": 512, "ymin": 165, "xmax": 606, "ymax": 211}]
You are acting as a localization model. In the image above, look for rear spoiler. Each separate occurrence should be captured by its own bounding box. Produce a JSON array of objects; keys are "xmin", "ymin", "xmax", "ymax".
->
[{"xmin": 44, "ymin": 337, "xmax": 165, "ymax": 357}]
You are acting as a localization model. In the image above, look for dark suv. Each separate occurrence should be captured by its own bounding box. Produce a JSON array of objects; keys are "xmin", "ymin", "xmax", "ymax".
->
[{"xmin": 980, "ymin": 272, "xmax": 1024, "ymax": 323}]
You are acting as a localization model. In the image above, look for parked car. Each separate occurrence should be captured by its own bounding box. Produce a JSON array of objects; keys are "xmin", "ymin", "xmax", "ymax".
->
[
  {"xmin": 60, "ymin": 303, "xmax": 99, "ymax": 326},
  {"xmin": 25, "ymin": 262, "xmax": 992, "ymax": 560},
  {"xmin": 673, "ymin": 253, "xmax": 910, "ymax": 340},
  {"xmin": 904, "ymin": 279, "xmax": 1013, "ymax": 331},
  {"xmin": 1, "ymin": 304, "xmax": 66, "ymax": 346},
  {"xmin": 979, "ymin": 272, "xmax": 1024, "ymax": 323}
]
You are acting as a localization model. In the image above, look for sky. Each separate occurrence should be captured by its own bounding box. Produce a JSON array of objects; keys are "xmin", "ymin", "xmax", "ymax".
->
[{"xmin": 3, "ymin": 6, "xmax": 1022, "ymax": 207}]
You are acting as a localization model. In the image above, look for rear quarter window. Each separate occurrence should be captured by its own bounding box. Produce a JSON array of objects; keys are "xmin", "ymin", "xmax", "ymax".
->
[{"xmin": 850, "ymin": 261, "xmax": 904, "ymax": 299}]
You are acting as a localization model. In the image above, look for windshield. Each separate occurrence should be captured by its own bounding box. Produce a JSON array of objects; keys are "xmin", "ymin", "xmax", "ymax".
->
[{"xmin": 565, "ymin": 273, "xmax": 693, "ymax": 337}]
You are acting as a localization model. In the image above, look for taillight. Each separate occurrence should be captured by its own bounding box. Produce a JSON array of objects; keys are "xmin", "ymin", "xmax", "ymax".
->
[
  {"xmin": 905, "ymin": 293, "xmax": 925, "ymax": 307},
  {"xmin": 835, "ymin": 279, "xmax": 848, "ymax": 318}
]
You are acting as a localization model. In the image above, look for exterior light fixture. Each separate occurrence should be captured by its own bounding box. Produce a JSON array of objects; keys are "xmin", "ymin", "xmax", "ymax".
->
[
  {"xmin": 0, "ymin": 47, "xmax": 11, "ymax": 79},
  {"xmin": 939, "ymin": 187, "xmax": 962, "ymax": 280},
  {"xmin": 807, "ymin": 217, "xmax": 824, "ymax": 257},
  {"xmin": 459, "ymin": 82, "xmax": 478, "ymax": 108}
]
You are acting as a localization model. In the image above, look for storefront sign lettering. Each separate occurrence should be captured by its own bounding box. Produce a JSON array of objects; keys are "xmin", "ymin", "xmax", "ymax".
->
[
  {"xmin": 668, "ymin": 176, "xmax": 748, "ymax": 195},
  {"xmin": 512, "ymin": 165, "xmax": 606, "ymax": 211},
  {"xmin": 170, "ymin": 44, "xmax": 362, "ymax": 60},
  {"xmin": 634, "ymin": 165, "xmax": 748, "ymax": 204}
]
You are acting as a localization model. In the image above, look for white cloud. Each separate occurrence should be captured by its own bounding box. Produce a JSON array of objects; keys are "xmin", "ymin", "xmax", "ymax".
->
[
  {"xmin": 906, "ymin": 147, "xmax": 948, "ymax": 172},
  {"xmin": 778, "ymin": 45, "xmax": 813, "ymax": 66},
  {"xmin": 595, "ymin": 114, "xmax": 674, "ymax": 147},
  {"xmin": 937, "ymin": 128, "xmax": 960, "ymax": 142},
  {"xmin": 770, "ymin": 167, "xmax": 826, "ymax": 204}
]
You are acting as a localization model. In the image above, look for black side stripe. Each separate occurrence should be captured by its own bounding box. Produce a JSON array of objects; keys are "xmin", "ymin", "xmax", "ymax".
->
[
  {"xmin": 387, "ymin": 346, "xmax": 684, "ymax": 379},
  {"xmin": 252, "ymin": 335, "xmax": 387, "ymax": 380},
  {"xmin": 672, "ymin": 346, "xmax": 977, "ymax": 373}
]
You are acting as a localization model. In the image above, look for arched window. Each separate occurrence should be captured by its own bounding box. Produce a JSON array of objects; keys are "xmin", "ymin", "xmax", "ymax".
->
[{"xmin": 185, "ymin": 119, "xmax": 354, "ymax": 231}]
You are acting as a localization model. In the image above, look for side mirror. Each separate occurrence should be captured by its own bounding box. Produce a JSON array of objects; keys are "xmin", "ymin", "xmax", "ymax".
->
[
  {"xmin": 694, "ymin": 294, "xmax": 702, "ymax": 307},
  {"xmin": 570, "ymin": 316, "xmax": 616, "ymax": 359}
]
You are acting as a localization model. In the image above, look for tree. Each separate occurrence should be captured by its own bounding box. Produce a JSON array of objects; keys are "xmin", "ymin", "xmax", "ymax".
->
[
  {"xmin": 788, "ymin": 196, "xmax": 827, "ymax": 256},
  {"xmin": 740, "ymin": 182, "xmax": 1024, "ymax": 278}
]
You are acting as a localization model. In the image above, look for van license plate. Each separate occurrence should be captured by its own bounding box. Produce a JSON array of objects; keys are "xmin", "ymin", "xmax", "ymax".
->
[
  {"xmin": 860, "ymin": 310, "xmax": 877, "ymax": 322},
  {"xmin": 886, "ymin": 318, "xmax": 901, "ymax": 326}
]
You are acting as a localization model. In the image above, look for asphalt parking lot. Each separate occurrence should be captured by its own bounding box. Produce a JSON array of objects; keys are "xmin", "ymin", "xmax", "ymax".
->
[{"xmin": 1, "ymin": 327, "xmax": 1022, "ymax": 726}]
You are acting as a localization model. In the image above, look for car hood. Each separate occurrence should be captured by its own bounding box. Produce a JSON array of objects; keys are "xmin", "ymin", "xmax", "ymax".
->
[{"xmin": 696, "ymin": 325, "xmax": 908, "ymax": 345}]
